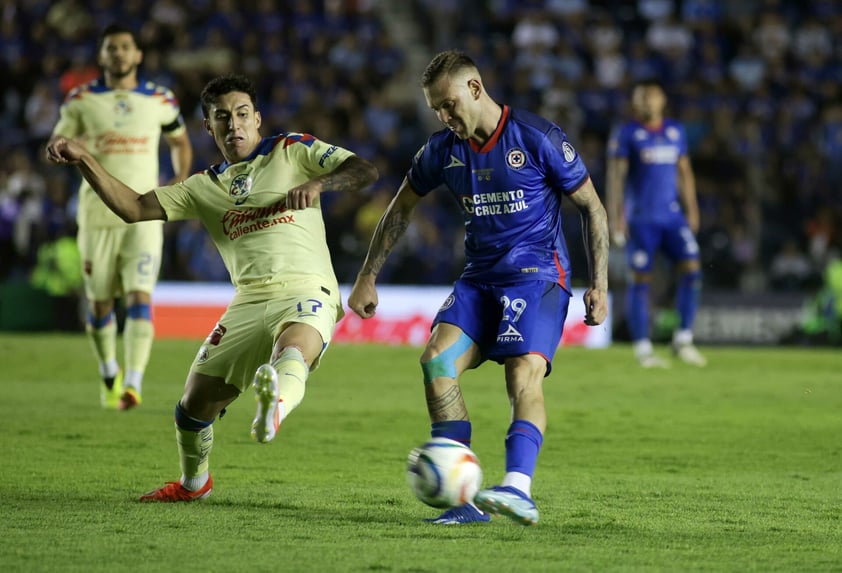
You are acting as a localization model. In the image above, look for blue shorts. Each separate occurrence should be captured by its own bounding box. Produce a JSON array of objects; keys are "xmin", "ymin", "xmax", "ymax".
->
[
  {"xmin": 432, "ymin": 279, "xmax": 571, "ymax": 375},
  {"xmin": 626, "ymin": 219, "xmax": 699, "ymax": 272}
]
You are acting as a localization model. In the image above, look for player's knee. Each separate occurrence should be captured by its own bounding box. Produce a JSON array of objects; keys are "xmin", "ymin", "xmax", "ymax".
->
[
  {"xmin": 420, "ymin": 333, "xmax": 475, "ymax": 384},
  {"xmin": 89, "ymin": 300, "xmax": 114, "ymax": 319},
  {"xmin": 420, "ymin": 350, "xmax": 456, "ymax": 384},
  {"xmin": 677, "ymin": 260, "xmax": 701, "ymax": 275}
]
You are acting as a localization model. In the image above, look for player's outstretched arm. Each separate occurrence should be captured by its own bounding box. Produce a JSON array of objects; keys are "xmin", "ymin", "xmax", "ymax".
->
[
  {"xmin": 348, "ymin": 177, "xmax": 422, "ymax": 319},
  {"xmin": 46, "ymin": 137, "xmax": 166, "ymax": 223},
  {"xmin": 568, "ymin": 178, "xmax": 609, "ymax": 326}
]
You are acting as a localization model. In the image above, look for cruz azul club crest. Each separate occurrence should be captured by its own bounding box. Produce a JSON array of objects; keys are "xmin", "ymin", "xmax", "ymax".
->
[
  {"xmin": 506, "ymin": 148, "xmax": 526, "ymax": 170},
  {"xmin": 229, "ymin": 173, "xmax": 253, "ymax": 205}
]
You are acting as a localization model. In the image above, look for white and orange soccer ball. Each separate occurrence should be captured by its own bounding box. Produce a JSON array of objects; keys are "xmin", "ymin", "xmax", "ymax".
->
[{"xmin": 406, "ymin": 437, "xmax": 483, "ymax": 509}]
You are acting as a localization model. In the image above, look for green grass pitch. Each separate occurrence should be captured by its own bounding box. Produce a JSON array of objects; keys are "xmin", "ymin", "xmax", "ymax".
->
[{"xmin": 0, "ymin": 333, "xmax": 839, "ymax": 572}]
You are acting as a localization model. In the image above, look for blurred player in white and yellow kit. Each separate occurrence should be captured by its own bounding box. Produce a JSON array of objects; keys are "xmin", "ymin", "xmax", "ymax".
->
[
  {"xmin": 48, "ymin": 24, "xmax": 193, "ymax": 410},
  {"xmin": 47, "ymin": 74, "xmax": 379, "ymax": 502}
]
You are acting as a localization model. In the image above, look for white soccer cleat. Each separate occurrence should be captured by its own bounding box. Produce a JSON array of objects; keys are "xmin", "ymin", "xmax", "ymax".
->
[
  {"xmin": 633, "ymin": 344, "xmax": 671, "ymax": 369},
  {"xmin": 636, "ymin": 352, "xmax": 671, "ymax": 369},
  {"xmin": 674, "ymin": 343, "xmax": 707, "ymax": 367},
  {"xmin": 251, "ymin": 364, "xmax": 280, "ymax": 443}
]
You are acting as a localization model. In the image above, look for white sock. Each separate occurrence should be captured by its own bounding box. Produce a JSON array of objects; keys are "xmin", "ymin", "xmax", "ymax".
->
[
  {"xmin": 124, "ymin": 369, "xmax": 143, "ymax": 393},
  {"xmin": 633, "ymin": 339, "xmax": 654, "ymax": 357},
  {"xmin": 180, "ymin": 472, "xmax": 209, "ymax": 492},
  {"xmin": 99, "ymin": 359, "xmax": 119, "ymax": 379},
  {"xmin": 673, "ymin": 329, "xmax": 693, "ymax": 346},
  {"xmin": 501, "ymin": 471, "xmax": 532, "ymax": 497}
]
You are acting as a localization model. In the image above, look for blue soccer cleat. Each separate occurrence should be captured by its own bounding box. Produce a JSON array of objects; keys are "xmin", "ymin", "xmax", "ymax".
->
[
  {"xmin": 425, "ymin": 503, "xmax": 490, "ymax": 525},
  {"xmin": 474, "ymin": 485, "xmax": 539, "ymax": 526}
]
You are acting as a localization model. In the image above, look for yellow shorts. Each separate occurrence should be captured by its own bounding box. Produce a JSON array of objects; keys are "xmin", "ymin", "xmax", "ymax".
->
[
  {"xmin": 77, "ymin": 221, "xmax": 163, "ymax": 301},
  {"xmin": 190, "ymin": 287, "xmax": 343, "ymax": 392}
]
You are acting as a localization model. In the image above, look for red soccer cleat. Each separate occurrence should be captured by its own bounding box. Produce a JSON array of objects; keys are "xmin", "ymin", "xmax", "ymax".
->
[
  {"xmin": 139, "ymin": 475, "xmax": 213, "ymax": 502},
  {"xmin": 118, "ymin": 388, "xmax": 141, "ymax": 410}
]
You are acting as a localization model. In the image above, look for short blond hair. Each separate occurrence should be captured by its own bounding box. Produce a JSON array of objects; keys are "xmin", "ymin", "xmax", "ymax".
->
[{"xmin": 421, "ymin": 50, "xmax": 478, "ymax": 87}]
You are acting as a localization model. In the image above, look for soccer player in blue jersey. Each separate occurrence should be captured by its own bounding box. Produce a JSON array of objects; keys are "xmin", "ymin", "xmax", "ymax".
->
[
  {"xmin": 606, "ymin": 79, "xmax": 707, "ymax": 368},
  {"xmin": 348, "ymin": 51, "xmax": 609, "ymax": 525}
]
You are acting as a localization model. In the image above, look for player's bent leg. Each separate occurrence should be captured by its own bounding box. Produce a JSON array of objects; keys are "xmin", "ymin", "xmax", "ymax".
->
[
  {"xmin": 251, "ymin": 363, "xmax": 280, "ymax": 443},
  {"xmin": 251, "ymin": 325, "xmax": 322, "ymax": 443},
  {"xmin": 419, "ymin": 328, "xmax": 489, "ymax": 524},
  {"xmin": 420, "ymin": 327, "xmax": 478, "ymax": 422},
  {"xmin": 141, "ymin": 373, "xmax": 238, "ymax": 502},
  {"xmin": 475, "ymin": 355, "xmax": 544, "ymax": 525}
]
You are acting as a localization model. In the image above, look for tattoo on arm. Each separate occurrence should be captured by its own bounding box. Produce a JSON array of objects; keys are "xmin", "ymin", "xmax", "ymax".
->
[
  {"xmin": 360, "ymin": 207, "xmax": 410, "ymax": 277},
  {"xmin": 318, "ymin": 156, "xmax": 378, "ymax": 194}
]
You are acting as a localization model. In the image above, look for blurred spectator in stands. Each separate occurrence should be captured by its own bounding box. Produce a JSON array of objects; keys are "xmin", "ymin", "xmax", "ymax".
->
[
  {"xmin": 770, "ymin": 239, "xmax": 814, "ymax": 291},
  {"xmin": 3, "ymin": 0, "xmax": 842, "ymax": 295}
]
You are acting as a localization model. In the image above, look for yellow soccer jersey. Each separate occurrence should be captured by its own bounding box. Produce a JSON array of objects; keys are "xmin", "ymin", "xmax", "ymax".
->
[
  {"xmin": 53, "ymin": 78, "xmax": 186, "ymax": 228},
  {"xmin": 154, "ymin": 133, "xmax": 355, "ymax": 298}
]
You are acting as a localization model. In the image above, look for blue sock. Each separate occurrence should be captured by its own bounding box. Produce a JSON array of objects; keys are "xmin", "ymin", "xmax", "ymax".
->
[
  {"xmin": 504, "ymin": 420, "xmax": 543, "ymax": 477},
  {"xmin": 626, "ymin": 282, "xmax": 650, "ymax": 341},
  {"xmin": 174, "ymin": 401, "xmax": 213, "ymax": 431},
  {"xmin": 431, "ymin": 420, "xmax": 472, "ymax": 447},
  {"xmin": 676, "ymin": 270, "xmax": 701, "ymax": 330}
]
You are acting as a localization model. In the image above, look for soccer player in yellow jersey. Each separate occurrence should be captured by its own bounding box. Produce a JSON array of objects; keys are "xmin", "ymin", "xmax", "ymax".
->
[
  {"xmin": 47, "ymin": 24, "xmax": 193, "ymax": 410},
  {"xmin": 47, "ymin": 74, "xmax": 379, "ymax": 502}
]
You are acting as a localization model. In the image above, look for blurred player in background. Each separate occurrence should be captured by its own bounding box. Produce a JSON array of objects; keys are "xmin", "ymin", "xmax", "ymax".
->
[
  {"xmin": 47, "ymin": 24, "xmax": 193, "ymax": 410},
  {"xmin": 349, "ymin": 51, "xmax": 609, "ymax": 526},
  {"xmin": 606, "ymin": 79, "xmax": 707, "ymax": 368},
  {"xmin": 48, "ymin": 74, "xmax": 378, "ymax": 502}
]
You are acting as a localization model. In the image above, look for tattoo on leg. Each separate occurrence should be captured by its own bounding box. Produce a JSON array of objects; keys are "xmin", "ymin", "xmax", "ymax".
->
[{"xmin": 426, "ymin": 384, "xmax": 468, "ymax": 422}]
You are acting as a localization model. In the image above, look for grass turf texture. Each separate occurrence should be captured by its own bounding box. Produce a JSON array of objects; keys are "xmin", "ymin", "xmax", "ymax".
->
[{"xmin": 0, "ymin": 333, "xmax": 839, "ymax": 572}]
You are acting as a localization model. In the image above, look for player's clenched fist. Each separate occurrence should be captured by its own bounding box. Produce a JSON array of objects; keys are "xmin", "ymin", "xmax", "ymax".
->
[
  {"xmin": 348, "ymin": 275, "xmax": 378, "ymax": 319},
  {"xmin": 46, "ymin": 138, "xmax": 86, "ymax": 164},
  {"xmin": 285, "ymin": 182, "xmax": 321, "ymax": 210},
  {"xmin": 583, "ymin": 288, "xmax": 608, "ymax": 326}
]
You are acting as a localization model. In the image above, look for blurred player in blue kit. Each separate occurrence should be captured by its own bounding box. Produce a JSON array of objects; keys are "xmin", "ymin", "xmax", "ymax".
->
[
  {"xmin": 607, "ymin": 79, "xmax": 707, "ymax": 368},
  {"xmin": 349, "ymin": 51, "xmax": 609, "ymax": 525}
]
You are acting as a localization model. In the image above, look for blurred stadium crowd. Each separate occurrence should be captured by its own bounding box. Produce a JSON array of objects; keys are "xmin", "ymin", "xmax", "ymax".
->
[{"xmin": 1, "ymin": 0, "xmax": 841, "ymax": 300}]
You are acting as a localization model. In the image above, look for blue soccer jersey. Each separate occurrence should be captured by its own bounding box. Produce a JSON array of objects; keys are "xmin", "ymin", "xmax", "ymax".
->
[
  {"xmin": 407, "ymin": 106, "xmax": 589, "ymax": 291},
  {"xmin": 608, "ymin": 118, "xmax": 688, "ymax": 225}
]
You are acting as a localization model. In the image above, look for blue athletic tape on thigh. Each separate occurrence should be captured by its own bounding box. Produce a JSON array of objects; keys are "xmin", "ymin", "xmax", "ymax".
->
[
  {"xmin": 126, "ymin": 303, "xmax": 151, "ymax": 320},
  {"xmin": 174, "ymin": 401, "xmax": 213, "ymax": 431},
  {"xmin": 421, "ymin": 332, "xmax": 473, "ymax": 384}
]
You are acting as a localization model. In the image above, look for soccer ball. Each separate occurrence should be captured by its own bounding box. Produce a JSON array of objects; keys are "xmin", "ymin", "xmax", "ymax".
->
[{"xmin": 406, "ymin": 437, "xmax": 482, "ymax": 509}]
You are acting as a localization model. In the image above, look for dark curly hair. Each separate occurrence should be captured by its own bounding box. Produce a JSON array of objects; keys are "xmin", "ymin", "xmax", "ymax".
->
[{"xmin": 200, "ymin": 74, "xmax": 258, "ymax": 118}]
